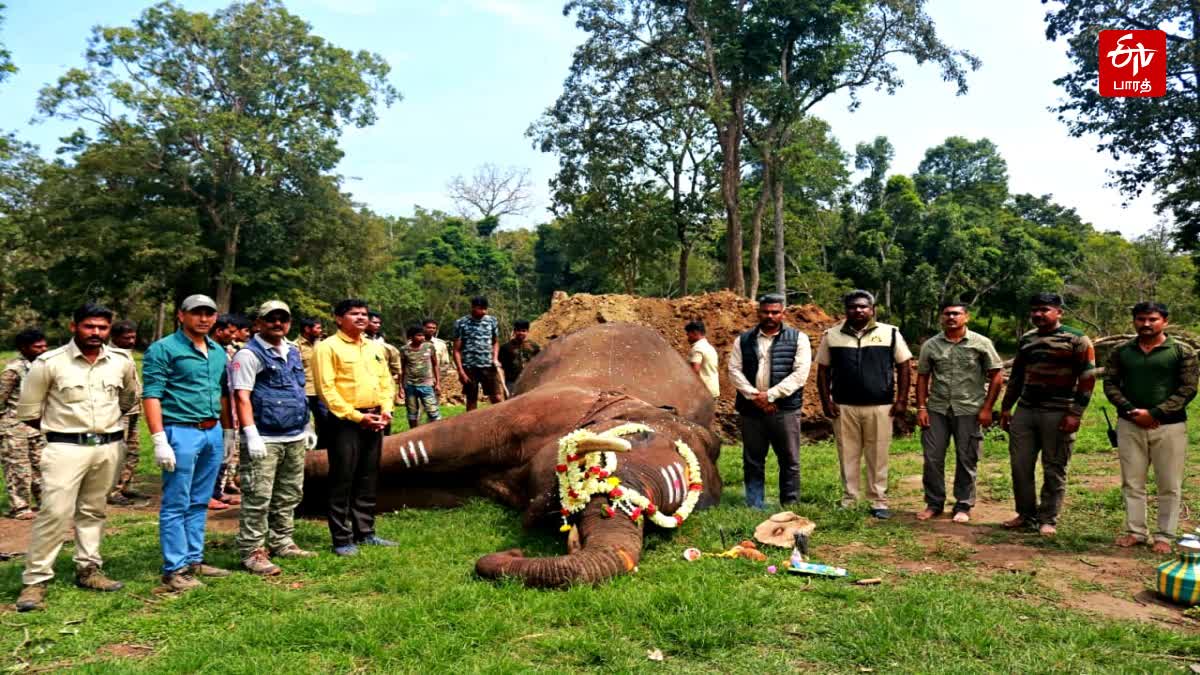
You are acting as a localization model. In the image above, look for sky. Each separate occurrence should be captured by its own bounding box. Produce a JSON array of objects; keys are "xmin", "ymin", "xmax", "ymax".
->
[{"xmin": 0, "ymin": 0, "xmax": 1161, "ymax": 238}]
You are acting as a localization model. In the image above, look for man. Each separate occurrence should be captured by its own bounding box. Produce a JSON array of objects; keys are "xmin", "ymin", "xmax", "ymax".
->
[
  {"xmin": 14, "ymin": 304, "xmax": 139, "ymax": 612},
  {"xmin": 915, "ymin": 302, "xmax": 1004, "ymax": 524},
  {"xmin": 208, "ymin": 315, "xmax": 242, "ymax": 510},
  {"xmin": 296, "ymin": 317, "xmax": 329, "ymax": 434},
  {"xmin": 424, "ymin": 318, "xmax": 453, "ymax": 402},
  {"xmin": 313, "ymin": 299, "xmax": 397, "ymax": 556},
  {"xmin": 0, "ymin": 329, "xmax": 49, "ymax": 519},
  {"xmin": 1104, "ymin": 302, "xmax": 1198, "ymax": 554},
  {"xmin": 230, "ymin": 301, "xmax": 319, "ymax": 575},
  {"xmin": 497, "ymin": 319, "xmax": 541, "ymax": 396},
  {"xmin": 107, "ymin": 320, "xmax": 148, "ymax": 506},
  {"xmin": 685, "ymin": 320, "xmax": 720, "ymax": 399},
  {"xmin": 142, "ymin": 294, "xmax": 235, "ymax": 591},
  {"xmin": 816, "ymin": 290, "xmax": 912, "ymax": 520},
  {"xmin": 366, "ymin": 311, "xmax": 404, "ymax": 414},
  {"xmin": 213, "ymin": 314, "xmax": 239, "ymax": 348},
  {"xmin": 1000, "ymin": 292, "xmax": 1096, "ymax": 537},
  {"xmin": 454, "ymin": 297, "xmax": 503, "ymax": 411},
  {"xmin": 728, "ymin": 294, "xmax": 811, "ymax": 509},
  {"xmin": 401, "ymin": 324, "xmax": 441, "ymax": 427},
  {"xmin": 232, "ymin": 315, "xmax": 252, "ymax": 348}
]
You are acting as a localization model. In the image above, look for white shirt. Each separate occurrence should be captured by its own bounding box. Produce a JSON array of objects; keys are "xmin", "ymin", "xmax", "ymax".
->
[
  {"xmin": 688, "ymin": 338, "xmax": 721, "ymax": 398},
  {"xmin": 727, "ymin": 328, "xmax": 812, "ymax": 403}
]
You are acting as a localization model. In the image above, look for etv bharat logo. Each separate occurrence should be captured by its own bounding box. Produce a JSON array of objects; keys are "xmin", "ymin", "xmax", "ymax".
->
[{"xmin": 1098, "ymin": 30, "xmax": 1166, "ymax": 97}]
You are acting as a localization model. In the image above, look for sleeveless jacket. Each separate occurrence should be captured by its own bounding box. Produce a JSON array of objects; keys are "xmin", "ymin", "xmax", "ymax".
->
[
  {"xmin": 734, "ymin": 326, "xmax": 804, "ymax": 417},
  {"xmin": 245, "ymin": 338, "xmax": 309, "ymax": 436}
]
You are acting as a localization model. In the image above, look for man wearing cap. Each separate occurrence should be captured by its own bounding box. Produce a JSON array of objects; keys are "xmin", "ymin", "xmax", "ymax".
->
[
  {"xmin": 14, "ymin": 304, "xmax": 139, "ymax": 612},
  {"xmin": 230, "ymin": 301, "xmax": 319, "ymax": 575},
  {"xmin": 1000, "ymin": 292, "xmax": 1096, "ymax": 537},
  {"xmin": 816, "ymin": 290, "xmax": 913, "ymax": 520},
  {"xmin": 313, "ymin": 299, "xmax": 396, "ymax": 556},
  {"xmin": 142, "ymin": 294, "xmax": 235, "ymax": 592}
]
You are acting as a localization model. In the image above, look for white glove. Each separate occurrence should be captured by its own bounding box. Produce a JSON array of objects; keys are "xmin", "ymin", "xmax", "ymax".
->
[
  {"xmin": 152, "ymin": 431, "xmax": 176, "ymax": 472},
  {"xmin": 303, "ymin": 422, "xmax": 319, "ymax": 451},
  {"xmin": 242, "ymin": 425, "xmax": 268, "ymax": 460},
  {"xmin": 223, "ymin": 428, "xmax": 237, "ymax": 462}
]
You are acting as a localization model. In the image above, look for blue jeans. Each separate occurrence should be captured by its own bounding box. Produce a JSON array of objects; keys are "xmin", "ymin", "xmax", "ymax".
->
[{"xmin": 160, "ymin": 423, "xmax": 224, "ymax": 574}]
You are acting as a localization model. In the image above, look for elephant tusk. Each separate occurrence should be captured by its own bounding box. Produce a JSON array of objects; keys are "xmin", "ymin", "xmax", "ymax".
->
[{"xmin": 575, "ymin": 436, "xmax": 632, "ymax": 454}]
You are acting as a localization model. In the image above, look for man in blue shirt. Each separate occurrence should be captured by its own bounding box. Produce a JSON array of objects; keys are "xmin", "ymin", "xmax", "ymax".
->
[
  {"xmin": 142, "ymin": 294, "xmax": 234, "ymax": 592},
  {"xmin": 453, "ymin": 296, "xmax": 502, "ymax": 412}
]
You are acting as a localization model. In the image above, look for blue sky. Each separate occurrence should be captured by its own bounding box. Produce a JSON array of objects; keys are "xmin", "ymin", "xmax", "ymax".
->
[{"xmin": 0, "ymin": 0, "xmax": 1159, "ymax": 237}]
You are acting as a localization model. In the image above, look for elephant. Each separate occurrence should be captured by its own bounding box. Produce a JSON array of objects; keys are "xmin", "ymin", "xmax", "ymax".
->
[{"xmin": 303, "ymin": 322, "xmax": 722, "ymax": 587}]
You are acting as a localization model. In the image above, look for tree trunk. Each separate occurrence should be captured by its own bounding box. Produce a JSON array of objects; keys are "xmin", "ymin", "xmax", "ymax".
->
[
  {"xmin": 718, "ymin": 98, "xmax": 746, "ymax": 296},
  {"xmin": 155, "ymin": 300, "xmax": 166, "ymax": 341},
  {"xmin": 214, "ymin": 215, "xmax": 240, "ymax": 313},
  {"xmin": 747, "ymin": 165, "xmax": 771, "ymax": 301},
  {"xmin": 772, "ymin": 171, "xmax": 786, "ymax": 297},
  {"xmin": 677, "ymin": 244, "xmax": 691, "ymax": 297}
]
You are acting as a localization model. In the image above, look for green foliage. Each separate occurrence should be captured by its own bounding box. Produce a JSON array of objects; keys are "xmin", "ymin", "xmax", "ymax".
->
[{"xmin": 0, "ymin": 3, "xmax": 14, "ymax": 84}]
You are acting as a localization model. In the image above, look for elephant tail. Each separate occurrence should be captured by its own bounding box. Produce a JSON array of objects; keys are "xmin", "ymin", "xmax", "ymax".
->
[{"xmin": 475, "ymin": 502, "xmax": 643, "ymax": 588}]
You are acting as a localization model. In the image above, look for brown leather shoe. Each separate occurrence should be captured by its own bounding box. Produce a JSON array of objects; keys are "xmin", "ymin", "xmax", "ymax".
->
[
  {"xmin": 207, "ymin": 498, "xmax": 229, "ymax": 511},
  {"xmin": 188, "ymin": 562, "xmax": 232, "ymax": 578},
  {"xmin": 271, "ymin": 543, "xmax": 317, "ymax": 559},
  {"xmin": 243, "ymin": 549, "xmax": 282, "ymax": 576},
  {"xmin": 162, "ymin": 571, "xmax": 203, "ymax": 592},
  {"xmin": 75, "ymin": 564, "xmax": 124, "ymax": 592},
  {"xmin": 15, "ymin": 583, "xmax": 47, "ymax": 612}
]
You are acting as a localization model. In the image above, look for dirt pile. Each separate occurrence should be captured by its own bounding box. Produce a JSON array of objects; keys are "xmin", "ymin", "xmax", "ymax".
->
[{"xmin": 529, "ymin": 291, "xmax": 839, "ymax": 439}]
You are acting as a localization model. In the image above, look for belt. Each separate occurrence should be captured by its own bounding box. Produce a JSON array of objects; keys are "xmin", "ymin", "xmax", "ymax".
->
[
  {"xmin": 165, "ymin": 419, "xmax": 219, "ymax": 430},
  {"xmin": 45, "ymin": 431, "xmax": 124, "ymax": 446}
]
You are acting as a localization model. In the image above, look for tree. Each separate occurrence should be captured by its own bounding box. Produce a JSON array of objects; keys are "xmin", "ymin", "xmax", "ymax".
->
[
  {"xmin": 36, "ymin": 0, "xmax": 400, "ymax": 310},
  {"xmin": 0, "ymin": 3, "xmax": 14, "ymax": 85},
  {"xmin": 1044, "ymin": 1, "xmax": 1199, "ymax": 286},
  {"xmin": 913, "ymin": 136, "xmax": 1008, "ymax": 208},
  {"xmin": 446, "ymin": 163, "xmax": 534, "ymax": 227},
  {"xmin": 854, "ymin": 136, "xmax": 894, "ymax": 211}
]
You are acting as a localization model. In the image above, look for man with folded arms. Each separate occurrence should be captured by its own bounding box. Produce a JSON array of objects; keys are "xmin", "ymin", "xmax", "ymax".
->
[
  {"xmin": 230, "ymin": 301, "xmax": 319, "ymax": 575},
  {"xmin": 15, "ymin": 303, "xmax": 139, "ymax": 612},
  {"xmin": 142, "ymin": 294, "xmax": 234, "ymax": 591},
  {"xmin": 314, "ymin": 299, "xmax": 397, "ymax": 556}
]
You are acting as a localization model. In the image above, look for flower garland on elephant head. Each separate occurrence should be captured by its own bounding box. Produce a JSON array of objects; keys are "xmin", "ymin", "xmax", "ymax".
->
[{"xmin": 555, "ymin": 422, "xmax": 703, "ymax": 534}]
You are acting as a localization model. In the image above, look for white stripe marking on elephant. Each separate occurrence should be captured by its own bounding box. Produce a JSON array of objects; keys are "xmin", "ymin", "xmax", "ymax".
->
[
  {"xmin": 399, "ymin": 443, "xmax": 411, "ymax": 468},
  {"xmin": 666, "ymin": 465, "xmax": 679, "ymax": 505},
  {"xmin": 674, "ymin": 462, "xmax": 686, "ymax": 487},
  {"xmin": 661, "ymin": 467, "xmax": 675, "ymax": 504},
  {"xmin": 407, "ymin": 441, "xmax": 419, "ymax": 466},
  {"xmin": 418, "ymin": 440, "xmax": 430, "ymax": 464}
]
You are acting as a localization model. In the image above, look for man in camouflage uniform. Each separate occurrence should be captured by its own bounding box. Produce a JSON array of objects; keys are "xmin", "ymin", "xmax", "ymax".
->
[
  {"xmin": 1, "ymin": 329, "xmax": 49, "ymax": 519},
  {"xmin": 230, "ymin": 301, "xmax": 318, "ymax": 575},
  {"xmin": 209, "ymin": 315, "xmax": 241, "ymax": 509},
  {"xmin": 107, "ymin": 321, "xmax": 146, "ymax": 506},
  {"xmin": 296, "ymin": 318, "xmax": 329, "ymax": 439},
  {"xmin": 423, "ymin": 318, "xmax": 453, "ymax": 403},
  {"xmin": 367, "ymin": 311, "xmax": 405, "ymax": 417}
]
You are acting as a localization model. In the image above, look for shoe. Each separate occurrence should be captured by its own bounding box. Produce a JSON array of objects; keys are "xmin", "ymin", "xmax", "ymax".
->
[
  {"xmin": 121, "ymin": 489, "xmax": 150, "ymax": 500},
  {"xmin": 162, "ymin": 571, "xmax": 204, "ymax": 592},
  {"xmin": 75, "ymin": 564, "xmax": 124, "ymax": 592},
  {"xmin": 1038, "ymin": 523, "xmax": 1057, "ymax": 537},
  {"xmin": 221, "ymin": 494, "xmax": 242, "ymax": 505},
  {"xmin": 15, "ymin": 583, "xmax": 47, "ymax": 612},
  {"xmin": 333, "ymin": 544, "xmax": 359, "ymax": 557},
  {"xmin": 271, "ymin": 543, "xmax": 317, "ymax": 559},
  {"xmin": 356, "ymin": 535, "xmax": 397, "ymax": 547},
  {"xmin": 188, "ymin": 562, "xmax": 232, "ymax": 578},
  {"xmin": 1151, "ymin": 540, "xmax": 1173, "ymax": 555},
  {"xmin": 1114, "ymin": 534, "xmax": 1144, "ymax": 548},
  {"xmin": 869, "ymin": 508, "xmax": 892, "ymax": 520},
  {"xmin": 107, "ymin": 492, "xmax": 133, "ymax": 506},
  {"xmin": 916, "ymin": 507, "xmax": 941, "ymax": 521},
  {"xmin": 1002, "ymin": 516, "xmax": 1030, "ymax": 530},
  {"xmin": 207, "ymin": 498, "xmax": 229, "ymax": 511},
  {"xmin": 242, "ymin": 549, "xmax": 282, "ymax": 576},
  {"xmin": 951, "ymin": 511, "xmax": 971, "ymax": 524},
  {"xmin": 11, "ymin": 509, "xmax": 36, "ymax": 521}
]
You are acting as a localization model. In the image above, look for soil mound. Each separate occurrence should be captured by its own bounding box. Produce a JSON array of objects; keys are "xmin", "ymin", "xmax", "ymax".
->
[{"xmin": 529, "ymin": 291, "xmax": 838, "ymax": 440}]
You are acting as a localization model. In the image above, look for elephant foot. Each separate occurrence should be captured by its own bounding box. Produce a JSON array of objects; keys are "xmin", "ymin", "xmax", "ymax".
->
[{"xmin": 475, "ymin": 548, "xmax": 526, "ymax": 579}]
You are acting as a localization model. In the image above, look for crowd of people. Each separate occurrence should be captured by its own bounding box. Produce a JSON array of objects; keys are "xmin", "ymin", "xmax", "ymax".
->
[
  {"xmin": 1, "ymin": 288, "xmax": 1195, "ymax": 612},
  {"xmin": 1, "ymin": 293, "xmax": 539, "ymax": 611}
]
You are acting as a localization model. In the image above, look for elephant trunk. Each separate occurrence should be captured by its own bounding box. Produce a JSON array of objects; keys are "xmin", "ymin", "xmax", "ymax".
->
[{"xmin": 474, "ymin": 502, "xmax": 643, "ymax": 588}]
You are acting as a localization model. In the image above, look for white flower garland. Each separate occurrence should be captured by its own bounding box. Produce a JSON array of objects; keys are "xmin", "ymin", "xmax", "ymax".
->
[{"xmin": 555, "ymin": 423, "xmax": 704, "ymax": 534}]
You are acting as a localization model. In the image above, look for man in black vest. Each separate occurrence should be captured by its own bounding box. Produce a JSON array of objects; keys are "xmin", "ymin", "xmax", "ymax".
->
[
  {"xmin": 816, "ymin": 290, "xmax": 913, "ymax": 519},
  {"xmin": 728, "ymin": 293, "xmax": 812, "ymax": 509}
]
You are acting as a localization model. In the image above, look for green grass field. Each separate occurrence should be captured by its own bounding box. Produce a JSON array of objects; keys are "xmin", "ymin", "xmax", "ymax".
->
[{"xmin": 3, "ymin": 392, "xmax": 1200, "ymax": 672}]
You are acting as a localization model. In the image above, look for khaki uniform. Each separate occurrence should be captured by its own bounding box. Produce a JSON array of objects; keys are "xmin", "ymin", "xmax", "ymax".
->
[
  {"xmin": 296, "ymin": 335, "xmax": 319, "ymax": 397},
  {"xmin": 16, "ymin": 341, "xmax": 138, "ymax": 585},
  {"xmin": 0, "ymin": 357, "xmax": 47, "ymax": 516},
  {"xmin": 371, "ymin": 336, "xmax": 405, "ymax": 406},
  {"xmin": 215, "ymin": 342, "xmax": 240, "ymax": 496},
  {"xmin": 107, "ymin": 346, "xmax": 143, "ymax": 498}
]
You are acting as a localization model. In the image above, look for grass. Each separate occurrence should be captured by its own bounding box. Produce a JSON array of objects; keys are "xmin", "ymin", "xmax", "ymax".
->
[{"xmin": 2, "ymin": 390, "xmax": 1200, "ymax": 672}]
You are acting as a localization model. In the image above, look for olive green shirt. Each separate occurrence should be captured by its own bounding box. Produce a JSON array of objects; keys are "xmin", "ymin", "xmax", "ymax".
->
[{"xmin": 917, "ymin": 329, "xmax": 1003, "ymax": 416}]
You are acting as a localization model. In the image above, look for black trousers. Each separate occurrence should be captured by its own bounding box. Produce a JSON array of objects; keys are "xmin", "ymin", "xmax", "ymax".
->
[
  {"xmin": 326, "ymin": 416, "xmax": 382, "ymax": 547},
  {"xmin": 741, "ymin": 410, "xmax": 802, "ymax": 507},
  {"xmin": 308, "ymin": 396, "xmax": 331, "ymax": 447}
]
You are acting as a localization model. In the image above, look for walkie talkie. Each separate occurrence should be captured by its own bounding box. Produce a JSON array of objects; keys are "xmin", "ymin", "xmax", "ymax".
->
[{"xmin": 1102, "ymin": 408, "xmax": 1119, "ymax": 448}]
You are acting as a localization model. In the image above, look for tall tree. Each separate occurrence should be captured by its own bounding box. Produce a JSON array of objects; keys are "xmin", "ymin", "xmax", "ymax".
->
[
  {"xmin": 1044, "ymin": 1, "xmax": 1199, "ymax": 286},
  {"xmin": 446, "ymin": 163, "xmax": 534, "ymax": 227},
  {"xmin": 36, "ymin": 0, "xmax": 400, "ymax": 310},
  {"xmin": 913, "ymin": 136, "xmax": 1008, "ymax": 208}
]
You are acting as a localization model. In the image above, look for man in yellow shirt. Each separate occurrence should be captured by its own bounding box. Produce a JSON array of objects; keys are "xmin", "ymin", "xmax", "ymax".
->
[{"xmin": 313, "ymin": 299, "xmax": 396, "ymax": 556}]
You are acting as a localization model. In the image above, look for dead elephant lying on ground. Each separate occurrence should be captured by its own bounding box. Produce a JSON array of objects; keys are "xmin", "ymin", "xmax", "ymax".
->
[{"xmin": 304, "ymin": 322, "xmax": 722, "ymax": 587}]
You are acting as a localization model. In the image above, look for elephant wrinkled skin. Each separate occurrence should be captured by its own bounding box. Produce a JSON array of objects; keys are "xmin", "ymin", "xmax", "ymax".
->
[{"xmin": 303, "ymin": 323, "xmax": 722, "ymax": 587}]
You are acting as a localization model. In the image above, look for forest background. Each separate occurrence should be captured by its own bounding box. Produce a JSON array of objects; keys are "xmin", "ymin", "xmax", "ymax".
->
[{"xmin": 0, "ymin": 0, "xmax": 1195, "ymax": 351}]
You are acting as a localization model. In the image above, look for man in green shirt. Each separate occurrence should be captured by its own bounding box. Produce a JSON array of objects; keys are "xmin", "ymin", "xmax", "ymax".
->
[
  {"xmin": 915, "ymin": 301, "xmax": 1004, "ymax": 524},
  {"xmin": 1104, "ymin": 302, "xmax": 1199, "ymax": 554}
]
